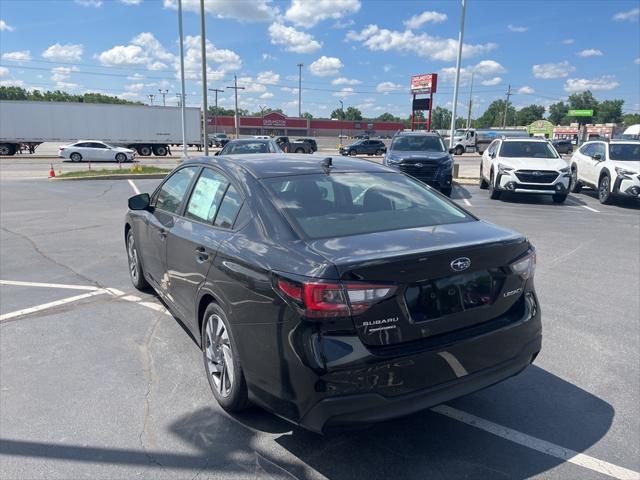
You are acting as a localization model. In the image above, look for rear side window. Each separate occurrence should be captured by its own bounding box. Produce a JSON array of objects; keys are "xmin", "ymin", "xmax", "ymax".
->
[
  {"xmin": 185, "ymin": 169, "xmax": 228, "ymax": 223},
  {"xmin": 264, "ymin": 173, "xmax": 472, "ymax": 239},
  {"xmin": 155, "ymin": 167, "xmax": 198, "ymax": 214},
  {"xmin": 214, "ymin": 185, "xmax": 242, "ymax": 228}
]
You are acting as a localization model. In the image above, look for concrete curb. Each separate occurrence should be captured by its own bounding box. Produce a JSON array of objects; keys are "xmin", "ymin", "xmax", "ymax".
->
[
  {"xmin": 454, "ymin": 178, "xmax": 480, "ymax": 185},
  {"xmin": 52, "ymin": 173, "xmax": 168, "ymax": 181}
]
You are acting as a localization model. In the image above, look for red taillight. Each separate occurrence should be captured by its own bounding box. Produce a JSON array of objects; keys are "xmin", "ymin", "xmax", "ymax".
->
[{"xmin": 276, "ymin": 278, "xmax": 395, "ymax": 318}]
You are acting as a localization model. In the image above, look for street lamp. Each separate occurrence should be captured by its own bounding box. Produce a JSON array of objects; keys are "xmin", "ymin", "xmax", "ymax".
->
[
  {"xmin": 258, "ymin": 105, "xmax": 267, "ymax": 135},
  {"xmin": 449, "ymin": 0, "xmax": 467, "ymax": 148},
  {"xmin": 148, "ymin": 94, "xmax": 155, "ymax": 105},
  {"xmin": 339, "ymin": 99, "xmax": 344, "ymax": 145},
  {"xmin": 158, "ymin": 89, "xmax": 168, "ymax": 107}
]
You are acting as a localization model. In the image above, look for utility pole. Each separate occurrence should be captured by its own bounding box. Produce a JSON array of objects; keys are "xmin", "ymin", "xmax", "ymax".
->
[
  {"xmin": 208, "ymin": 88, "xmax": 224, "ymax": 134},
  {"xmin": 199, "ymin": 0, "xmax": 209, "ymax": 155},
  {"xmin": 226, "ymin": 75, "xmax": 245, "ymax": 138},
  {"xmin": 176, "ymin": 94, "xmax": 182, "ymax": 107},
  {"xmin": 339, "ymin": 99, "xmax": 344, "ymax": 145},
  {"xmin": 158, "ymin": 89, "xmax": 168, "ymax": 107},
  {"xmin": 502, "ymin": 84, "xmax": 512, "ymax": 128},
  {"xmin": 148, "ymin": 94, "xmax": 155, "ymax": 105},
  {"xmin": 297, "ymin": 62, "xmax": 303, "ymax": 118},
  {"xmin": 259, "ymin": 105, "xmax": 267, "ymax": 135},
  {"xmin": 449, "ymin": 0, "xmax": 466, "ymax": 147},
  {"xmin": 177, "ymin": 0, "xmax": 188, "ymax": 159},
  {"xmin": 466, "ymin": 70, "xmax": 474, "ymax": 129}
]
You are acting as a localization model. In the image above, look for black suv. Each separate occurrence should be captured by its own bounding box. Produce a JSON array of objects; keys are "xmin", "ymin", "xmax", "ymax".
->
[
  {"xmin": 552, "ymin": 139, "xmax": 573, "ymax": 155},
  {"xmin": 296, "ymin": 138, "xmax": 318, "ymax": 152},
  {"xmin": 384, "ymin": 131, "xmax": 454, "ymax": 196},
  {"xmin": 339, "ymin": 139, "xmax": 386, "ymax": 156}
]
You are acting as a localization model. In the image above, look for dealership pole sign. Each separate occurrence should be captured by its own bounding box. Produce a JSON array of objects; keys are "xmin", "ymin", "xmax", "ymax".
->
[
  {"xmin": 410, "ymin": 73, "xmax": 438, "ymax": 94},
  {"xmin": 567, "ymin": 109, "xmax": 593, "ymax": 117}
]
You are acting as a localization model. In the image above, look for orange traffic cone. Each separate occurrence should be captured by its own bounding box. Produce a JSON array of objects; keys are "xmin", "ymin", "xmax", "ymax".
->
[{"xmin": 48, "ymin": 163, "xmax": 55, "ymax": 178}]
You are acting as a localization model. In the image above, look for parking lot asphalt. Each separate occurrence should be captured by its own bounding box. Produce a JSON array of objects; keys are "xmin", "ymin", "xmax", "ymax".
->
[{"xmin": 0, "ymin": 160, "xmax": 638, "ymax": 479}]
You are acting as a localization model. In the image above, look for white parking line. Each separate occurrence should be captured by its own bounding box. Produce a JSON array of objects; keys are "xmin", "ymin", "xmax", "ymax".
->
[
  {"xmin": 128, "ymin": 179, "xmax": 140, "ymax": 195},
  {"xmin": 0, "ymin": 290, "xmax": 108, "ymax": 322},
  {"xmin": 462, "ymin": 198, "xmax": 472, "ymax": 207},
  {"xmin": 0, "ymin": 280, "xmax": 101, "ymax": 291},
  {"xmin": 432, "ymin": 405, "xmax": 640, "ymax": 480},
  {"xmin": 565, "ymin": 198, "xmax": 600, "ymax": 213}
]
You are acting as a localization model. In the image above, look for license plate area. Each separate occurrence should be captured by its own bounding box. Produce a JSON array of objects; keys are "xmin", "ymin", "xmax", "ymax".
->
[{"xmin": 404, "ymin": 271, "xmax": 498, "ymax": 322}]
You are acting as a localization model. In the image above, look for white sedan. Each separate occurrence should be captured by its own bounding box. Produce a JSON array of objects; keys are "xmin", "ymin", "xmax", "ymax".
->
[{"xmin": 58, "ymin": 141, "xmax": 136, "ymax": 162}]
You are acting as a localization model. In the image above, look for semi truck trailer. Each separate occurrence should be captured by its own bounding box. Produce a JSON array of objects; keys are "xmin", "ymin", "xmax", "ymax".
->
[{"xmin": 0, "ymin": 100, "xmax": 201, "ymax": 156}]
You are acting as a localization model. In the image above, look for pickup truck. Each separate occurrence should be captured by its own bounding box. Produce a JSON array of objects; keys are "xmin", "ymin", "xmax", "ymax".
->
[{"xmin": 275, "ymin": 136, "xmax": 313, "ymax": 154}]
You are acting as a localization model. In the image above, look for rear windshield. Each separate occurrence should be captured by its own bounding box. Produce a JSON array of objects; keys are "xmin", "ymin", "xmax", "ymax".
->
[
  {"xmin": 390, "ymin": 135, "xmax": 445, "ymax": 152},
  {"xmin": 609, "ymin": 143, "xmax": 640, "ymax": 161},
  {"xmin": 499, "ymin": 141, "xmax": 558, "ymax": 159},
  {"xmin": 264, "ymin": 173, "xmax": 473, "ymax": 239}
]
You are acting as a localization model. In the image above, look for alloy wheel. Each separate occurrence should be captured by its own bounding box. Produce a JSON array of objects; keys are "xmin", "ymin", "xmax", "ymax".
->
[
  {"xmin": 204, "ymin": 314, "xmax": 235, "ymax": 398},
  {"xmin": 127, "ymin": 234, "xmax": 138, "ymax": 283},
  {"xmin": 599, "ymin": 176, "xmax": 610, "ymax": 203}
]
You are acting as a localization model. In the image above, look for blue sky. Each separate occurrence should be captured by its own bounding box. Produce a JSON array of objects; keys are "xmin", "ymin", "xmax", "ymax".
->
[{"xmin": 1, "ymin": 0, "xmax": 639, "ymax": 119}]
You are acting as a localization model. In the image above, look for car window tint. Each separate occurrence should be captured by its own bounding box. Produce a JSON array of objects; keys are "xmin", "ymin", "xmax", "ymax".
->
[
  {"xmin": 499, "ymin": 141, "xmax": 558, "ymax": 159},
  {"xmin": 265, "ymin": 173, "xmax": 472, "ymax": 239},
  {"xmin": 155, "ymin": 167, "xmax": 198, "ymax": 214},
  {"xmin": 609, "ymin": 143, "xmax": 640, "ymax": 161},
  {"xmin": 91, "ymin": 143, "xmax": 106, "ymax": 148},
  {"xmin": 214, "ymin": 185, "xmax": 242, "ymax": 228},
  {"xmin": 185, "ymin": 169, "xmax": 228, "ymax": 223},
  {"xmin": 580, "ymin": 144, "xmax": 594, "ymax": 156},
  {"xmin": 592, "ymin": 143, "xmax": 606, "ymax": 158}
]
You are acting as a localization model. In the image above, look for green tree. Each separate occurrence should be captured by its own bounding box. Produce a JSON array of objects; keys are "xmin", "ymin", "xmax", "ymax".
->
[
  {"xmin": 594, "ymin": 99, "xmax": 624, "ymax": 124},
  {"xmin": 567, "ymin": 91, "xmax": 598, "ymax": 125},
  {"xmin": 344, "ymin": 106, "xmax": 362, "ymax": 120},
  {"xmin": 375, "ymin": 112, "xmax": 401, "ymax": 122},
  {"xmin": 622, "ymin": 113, "xmax": 640, "ymax": 126},
  {"xmin": 475, "ymin": 100, "xmax": 516, "ymax": 128},
  {"xmin": 208, "ymin": 106, "xmax": 236, "ymax": 116},
  {"xmin": 301, "ymin": 112, "xmax": 313, "ymax": 119},
  {"xmin": 547, "ymin": 101, "xmax": 568, "ymax": 125},
  {"xmin": 0, "ymin": 86, "xmax": 141, "ymax": 105},
  {"xmin": 516, "ymin": 105, "xmax": 546, "ymax": 126},
  {"xmin": 330, "ymin": 108, "xmax": 345, "ymax": 120},
  {"xmin": 430, "ymin": 106, "xmax": 452, "ymax": 130}
]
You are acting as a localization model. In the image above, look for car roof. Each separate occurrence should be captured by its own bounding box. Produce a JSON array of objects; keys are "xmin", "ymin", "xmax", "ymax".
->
[
  {"xmin": 227, "ymin": 138, "xmax": 273, "ymax": 143},
  {"xmin": 184, "ymin": 154, "xmax": 393, "ymax": 179},
  {"xmin": 394, "ymin": 131, "xmax": 440, "ymax": 137},
  {"xmin": 501, "ymin": 137, "xmax": 549, "ymax": 142}
]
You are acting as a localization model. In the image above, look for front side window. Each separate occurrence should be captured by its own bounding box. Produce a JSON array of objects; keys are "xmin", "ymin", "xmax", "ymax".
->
[
  {"xmin": 264, "ymin": 173, "xmax": 472, "ymax": 239},
  {"xmin": 580, "ymin": 143, "xmax": 595, "ymax": 156},
  {"xmin": 390, "ymin": 135, "xmax": 446, "ymax": 152},
  {"xmin": 499, "ymin": 141, "xmax": 558, "ymax": 159},
  {"xmin": 608, "ymin": 143, "xmax": 640, "ymax": 161},
  {"xmin": 185, "ymin": 169, "xmax": 228, "ymax": 223},
  {"xmin": 155, "ymin": 167, "xmax": 198, "ymax": 214}
]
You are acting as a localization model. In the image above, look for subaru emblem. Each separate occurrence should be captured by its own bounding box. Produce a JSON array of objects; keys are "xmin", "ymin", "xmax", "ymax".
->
[{"xmin": 450, "ymin": 257, "xmax": 471, "ymax": 272}]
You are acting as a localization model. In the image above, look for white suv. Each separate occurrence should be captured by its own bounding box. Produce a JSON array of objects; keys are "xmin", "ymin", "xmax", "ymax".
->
[
  {"xmin": 479, "ymin": 137, "xmax": 571, "ymax": 203},
  {"xmin": 569, "ymin": 140, "xmax": 640, "ymax": 204}
]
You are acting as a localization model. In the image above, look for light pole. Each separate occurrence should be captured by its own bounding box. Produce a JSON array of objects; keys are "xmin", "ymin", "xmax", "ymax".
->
[
  {"xmin": 259, "ymin": 105, "xmax": 267, "ymax": 135},
  {"xmin": 177, "ymin": 0, "xmax": 188, "ymax": 159},
  {"xmin": 148, "ymin": 94, "xmax": 155, "ymax": 105},
  {"xmin": 158, "ymin": 89, "xmax": 168, "ymax": 107},
  {"xmin": 466, "ymin": 70, "xmax": 474, "ymax": 129},
  {"xmin": 208, "ymin": 88, "xmax": 224, "ymax": 134},
  {"xmin": 339, "ymin": 99, "xmax": 344, "ymax": 145},
  {"xmin": 449, "ymin": 0, "xmax": 467, "ymax": 148},
  {"xmin": 199, "ymin": 0, "xmax": 209, "ymax": 155},
  {"xmin": 297, "ymin": 62, "xmax": 303, "ymax": 118}
]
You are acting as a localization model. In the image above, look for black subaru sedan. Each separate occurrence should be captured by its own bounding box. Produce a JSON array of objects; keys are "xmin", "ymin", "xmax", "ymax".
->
[{"xmin": 124, "ymin": 154, "xmax": 541, "ymax": 433}]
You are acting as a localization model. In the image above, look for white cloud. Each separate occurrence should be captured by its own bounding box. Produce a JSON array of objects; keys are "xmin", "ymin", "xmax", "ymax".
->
[
  {"xmin": 42, "ymin": 43, "xmax": 83, "ymax": 62},
  {"xmin": 75, "ymin": 0, "xmax": 102, "ymax": 6},
  {"xmin": 121, "ymin": 0, "xmax": 142, "ymax": 4},
  {"xmin": 404, "ymin": 11, "xmax": 447, "ymax": 29},
  {"xmin": 0, "ymin": 79, "xmax": 25, "ymax": 87},
  {"xmin": 577, "ymin": 49, "xmax": 603, "ymax": 57},
  {"xmin": 268, "ymin": 23, "xmax": 322, "ymax": 53},
  {"xmin": 507, "ymin": 24, "xmax": 528, "ymax": 32},
  {"xmin": 163, "ymin": 0, "xmax": 275, "ymax": 22},
  {"xmin": 332, "ymin": 18, "xmax": 355, "ymax": 29},
  {"xmin": 98, "ymin": 45, "xmax": 148, "ymax": 66},
  {"xmin": 440, "ymin": 59, "xmax": 506, "ymax": 85},
  {"xmin": 125, "ymin": 82, "xmax": 146, "ymax": 92},
  {"xmin": 635, "ymin": 57, "xmax": 640, "ymax": 65},
  {"xmin": 517, "ymin": 86, "xmax": 535, "ymax": 94},
  {"xmin": 237, "ymin": 76, "xmax": 267, "ymax": 93},
  {"xmin": 376, "ymin": 81, "xmax": 403, "ymax": 93},
  {"xmin": 127, "ymin": 73, "xmax": 145, "ymax": 80},
  {"xmin": 1, "ymin": 50, "xmax": 31, "ymax": 62},
  {"xmin": 181, "ymin": 35, "xmax": 241, "ymax": 81},
  {"xmin": 261, "ymin": 53, "xmax": 276, "ymax": 61},
  {"xmin": 51, "ymin": 66, "xmax": 79, "ymax": 82},
  {"xmin": 333, "ymin": 87, "xmax": 355, "ymax": 97},
  {"xmin": 285, "ymin": 0, "xmax": 360, "ymax": 28},
  {"xmin": 346, "ymin": 24, "xmax": 496, "ymax": 61},
  {"xmin": 613, "ymin": 8, "xmax": 639, "ymax": 21},
  {"xmin": 257, "ymin": 70, "xmax": 280, "ymax": 85},
  {"xmin": 0, "ymin": 66, "xmax": 8, "ymax": 77},
  {"xmin": 55, "ymin": 81, "xmax": 81, "ymax": 90},
  {"xmin": 332, "ymin": 77, "xmax": 361, "ymax": 85},
  {"xmin": 564, "ymin": 76, "xmax": 620, "ymax": 93},
  {"xmin": 0, "ymin": 19, "xmax": 15, "ymax": 32},
  {"xmin": 383, "ymin": 64, "xmax": 393, "ymax": 72},
  {"xmin": 309, "ymin": 56, "xmax": 343, "ymax": 77},
  {"xmin": 562, "ymin": 38, "xmax": 575, "ymax": 45},
  {"xmin": 532, "ymin": 61, "xmax": 575, "ymax": 79},
  {"xmin": 260, "ymin": 92, "xmax": 274, "ymax": 99},
  {"xmin": 481, "ymin": 76, "xmax": 502, "ymax": 86}
]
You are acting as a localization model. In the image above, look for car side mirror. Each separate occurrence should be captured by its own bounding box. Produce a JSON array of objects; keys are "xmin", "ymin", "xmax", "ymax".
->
[
  {"xmin": 593, "ymin": 153, "xmax": 602, "ymax": 161},
  {"xmin": 128, "ymin": 193, "xmax": 150, "ymax": 210},
  {"xmin": 448, "ymin": 148, "xmax": 455, "ymax": 154},
  {"xmin": 489, "ymin": 152, "xmax": 496, "ymax": 159},
  {"xmin": 214, "ymin": 151, "xmax": 220, "ymax": 156}
]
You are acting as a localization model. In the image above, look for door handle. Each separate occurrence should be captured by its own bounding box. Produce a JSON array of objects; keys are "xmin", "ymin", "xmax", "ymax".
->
[
  {"xmin": 159, "ymin": 229, "xmax": 167, "ymax": 240},
  {"xmin": 195, "ymin": 247, "xmax": 210, "ymax": 263}
]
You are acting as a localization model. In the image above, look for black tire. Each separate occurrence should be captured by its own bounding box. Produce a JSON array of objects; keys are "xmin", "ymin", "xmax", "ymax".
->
[
  {"xmin": 295, "ymin": 147, "xmax": 305, "ymax": 153},
  {"xmin": 349, "ymin": 149, "xmax": 357, "ymax": 156},
  {"xmin": 0, "ymin": 144, "xmax": 14, "ymax": 156},
  {"xmin": 455, "ymin": 146, "xmax": 464, "ymax": 156},
  {"xmin": 479, "ymin": 164, "xmax": 489, "ymax": 189},
  {"xmin": 201, "ymin": 303, "xmax": 249, "ymax": 413},
  {"xmin": 440, "ymin": 186, "xmax": 452, "ymax": 197},
  {"xmin": 489, "ymin": 171, "xmax": 501, "ymax": 199},
  {"xmin": 570, "ymin": 165, "xmax": 582, "ymax": 193},
  {"xmin": 552, "ymin": 194, "xmax": 567, "ymax": 203},
  {"xmin": 598, "ymin": 174, "xmax": 613, "ymax": 205},
  {"xmin": 126, "ymin": 230, "xmax": 149, "ymax": 290},
  {"xmin": 375, "ymin": 149, "xmax": 382, "ymax": 156},
  {"xmin": 115, "ymin": 153, "xmax": 127, "ymax": 163},
  {"xmin": 153, "ymin": 145, "xmax": 168, "ymax": 156},
  {"xmin": 70, "ymin": 152, "xmax": 82, "ymax": 162},
  {"xmin": 138, "ymin": 145, "xmax": 152, "ymax": 156}
]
